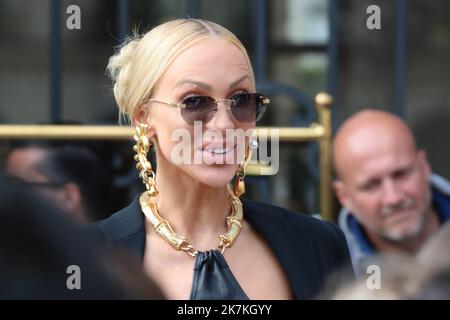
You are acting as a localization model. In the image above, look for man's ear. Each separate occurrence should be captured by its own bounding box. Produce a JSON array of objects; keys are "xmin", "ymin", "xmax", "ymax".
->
[
  {"xmin": 60, "ymin": 182, "xmax": 88, "ymax": 223},
  {"xmin": 62, "ymin": 183, "xmax": 81, "ymax": 211},
  {"xmin": 417, "ymin": 149, "xmax": 431, "ymax": 177},
  {"xmin": 333, "ymin": 180, "xmax": 352, "ymax": 211}
]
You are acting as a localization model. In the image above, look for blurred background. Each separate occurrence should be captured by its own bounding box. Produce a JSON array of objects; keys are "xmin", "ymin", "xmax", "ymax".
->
[{"xmin": 0, "ymin": 0, "xmax": 449, "ymax": 217}]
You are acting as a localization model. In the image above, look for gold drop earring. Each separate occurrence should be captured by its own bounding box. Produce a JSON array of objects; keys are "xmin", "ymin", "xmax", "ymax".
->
[
  {"xmin": 233, "ymin": 139, "xmax": 256, "ymax": 198},
  {"xmin": 133, "ymin": 123, "xmax": 158, "ymax": 197}
]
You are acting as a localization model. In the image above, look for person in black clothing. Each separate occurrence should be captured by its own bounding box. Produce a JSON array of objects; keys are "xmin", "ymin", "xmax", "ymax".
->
[
  {"xmin": 95, "ymin": 18, "xmax": 352, "ymax": 300},
  {"xmin": 0, "ymin": 177, "xmax": 164, "ymax": 299},
  {"xmin": 5, "ymin": 139, "xmax": 113, "ymax": 223}
]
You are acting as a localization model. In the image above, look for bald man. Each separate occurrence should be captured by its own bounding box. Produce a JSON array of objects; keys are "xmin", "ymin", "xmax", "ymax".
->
[{"xmin": 333, "ymin": 110, "xmax": 450, "ymax": 275}]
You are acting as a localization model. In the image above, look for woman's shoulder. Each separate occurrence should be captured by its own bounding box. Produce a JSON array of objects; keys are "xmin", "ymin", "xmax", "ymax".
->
[
  {"xmin": 242, "ymin": 198, "xmax": 345, "ymax": 242},
  {"xmin": 242, "ymin": 198, "xmax": 353, "ymax": 296},
  {"xmin": 86, "ymin": 196, "xmax": 146, "ymax": 259},
  {"xmin": 93, "ymin": 196, "xmax": 144, "ymax": 243},
  {"xmin": 242, "ymin": 198, "xmax": 351, "ymax": 268}
]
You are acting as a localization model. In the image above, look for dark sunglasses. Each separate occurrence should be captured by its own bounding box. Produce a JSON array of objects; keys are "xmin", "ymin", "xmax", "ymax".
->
[
  {"xmin": 147, "ymin": 92, "xmax": 269, "ymax": 125},
  {"xmin": 4, "ymin": 175, "xmax": 64, "ymax": 189}
]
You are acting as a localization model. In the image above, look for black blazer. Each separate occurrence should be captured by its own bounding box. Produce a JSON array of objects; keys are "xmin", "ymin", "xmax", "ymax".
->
[{"xmin": 94, "ymin": 196, "xmax": 352, "ymax": 299}]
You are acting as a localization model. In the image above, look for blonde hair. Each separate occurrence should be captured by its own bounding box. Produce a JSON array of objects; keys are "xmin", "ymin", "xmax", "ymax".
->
[{"xmin": 106, "ymin": 19, "xmax": 255, "ymax": 124}]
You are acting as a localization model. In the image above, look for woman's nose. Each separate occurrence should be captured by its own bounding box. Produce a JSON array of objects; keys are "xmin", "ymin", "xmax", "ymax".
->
[{"xmin": 208, "ymin": 100, "xmax": 236, "ymax": 130}]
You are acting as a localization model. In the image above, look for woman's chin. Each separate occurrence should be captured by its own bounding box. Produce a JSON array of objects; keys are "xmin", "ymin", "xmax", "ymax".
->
[{"xmin": 185, "ymin": 163, "xmax": 238, "ymax": 188}]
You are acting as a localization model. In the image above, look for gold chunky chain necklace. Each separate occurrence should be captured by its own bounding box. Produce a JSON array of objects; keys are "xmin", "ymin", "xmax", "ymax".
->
[
  {"xmin": 139, "ymin": 186, "xmax": 243, "ymax": 257},
  {"xmin": 133, "ymin": 124, "xmax": 245, "ymax": 257}
]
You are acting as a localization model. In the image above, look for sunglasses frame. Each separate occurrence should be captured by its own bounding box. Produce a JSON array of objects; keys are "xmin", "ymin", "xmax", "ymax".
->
[
  {"xmin": 146, "ymin": 93, "xmax": 270, "ymax": 125},
  {"xmin": 4, "ymin": 175, "xmax": 65, "ymax": 189}
]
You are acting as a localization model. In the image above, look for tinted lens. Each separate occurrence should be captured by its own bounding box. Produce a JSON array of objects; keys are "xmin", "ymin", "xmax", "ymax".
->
[
  {"xmin": 231, "ymin": 93, "xmax": 267, "ymax": 123},
  {"xmin": 180, "ymin": 96, "xmax": 216, "ymax": 125}
]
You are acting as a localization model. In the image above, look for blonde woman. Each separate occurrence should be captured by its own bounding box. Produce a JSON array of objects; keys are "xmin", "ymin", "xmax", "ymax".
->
[{"xmin": 95, "ymin": 18, "xmax": 351, "ymax": 300}]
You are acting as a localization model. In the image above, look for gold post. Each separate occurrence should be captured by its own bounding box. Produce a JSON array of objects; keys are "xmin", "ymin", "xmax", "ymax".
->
[
  {"xmin": 254, "ymin": 126, "xmax": 324, "ymax": 142},
  {"xmin": 0, "ymin": 125, "xmax": 324, "ymax": 142},
  {"xmin": 0, "ymin": 125, "xmax": 134, "ymax": 140},
  {"xmin": 315, "ymin": 92, "xmax": 334, "ymax": 222}
]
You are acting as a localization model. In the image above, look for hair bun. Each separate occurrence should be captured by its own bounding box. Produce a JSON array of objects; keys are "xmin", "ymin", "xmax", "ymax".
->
[{"xmin": 106, "ymin": 38, "xmax": 141, "ymax": 114}]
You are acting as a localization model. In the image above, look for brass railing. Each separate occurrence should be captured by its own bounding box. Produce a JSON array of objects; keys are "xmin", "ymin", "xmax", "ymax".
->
[{"xmin": 0, "ymin": 93, "xmax": 333, "ymax": 220}]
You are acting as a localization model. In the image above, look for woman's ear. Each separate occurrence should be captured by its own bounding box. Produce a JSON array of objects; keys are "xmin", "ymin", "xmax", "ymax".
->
[{"xmin": 133, "ymin": 105, "xmax": 156, "ymax": 138}]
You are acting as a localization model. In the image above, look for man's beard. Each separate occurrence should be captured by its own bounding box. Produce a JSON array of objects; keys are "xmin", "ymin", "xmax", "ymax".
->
[{"xmin": 379, "ymin": 191, "xmax": 431, "ymax": 243}]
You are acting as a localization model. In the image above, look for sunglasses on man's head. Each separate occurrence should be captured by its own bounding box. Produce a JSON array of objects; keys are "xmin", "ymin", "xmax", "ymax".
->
[
  {"xmin": 147, "ymin": 92, "xmax": 269, "ymax": 126},
  {"xmin": 4, "ymin": 175, "xmax": 64, "ymax": 189}
]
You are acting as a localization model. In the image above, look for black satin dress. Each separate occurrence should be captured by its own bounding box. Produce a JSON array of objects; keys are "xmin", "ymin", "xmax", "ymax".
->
[
  {"xmin": 190, "ymin": 250, "xmax": 248, "ymax": 299},
  {"xmin": 93, "ymin": 196, "xmax": 352, "ymax": 300}
]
